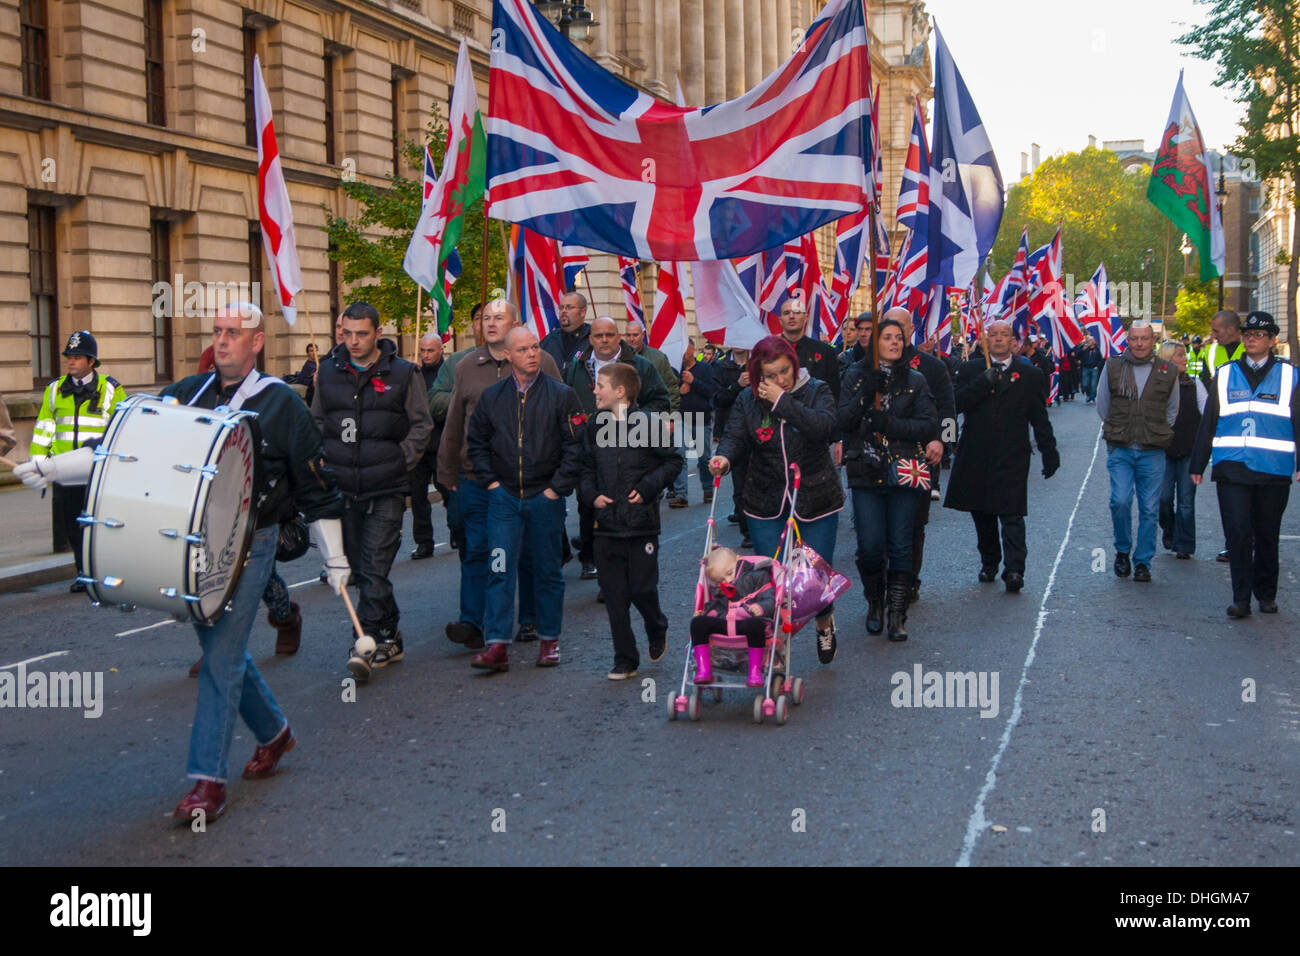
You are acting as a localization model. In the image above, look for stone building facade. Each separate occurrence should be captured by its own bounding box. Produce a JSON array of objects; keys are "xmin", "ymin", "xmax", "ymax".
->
[{"xmin": 1, "ymin": 0, "xmax": 932, "ymax": 439}]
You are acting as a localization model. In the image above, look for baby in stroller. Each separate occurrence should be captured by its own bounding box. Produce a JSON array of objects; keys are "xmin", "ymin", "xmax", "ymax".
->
[{"xmin": 692, "ymin": 547, "xmax": 776, "ymax": 687}]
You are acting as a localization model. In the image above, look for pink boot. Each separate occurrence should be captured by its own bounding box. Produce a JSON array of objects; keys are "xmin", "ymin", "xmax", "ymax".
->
[
  {"xmin": 747, "ymin": 647, "xmax": 765, "ymax": 687},
  {"xmin": 692, "ymin": 644, "xmax": 714, "ymax": 685}
]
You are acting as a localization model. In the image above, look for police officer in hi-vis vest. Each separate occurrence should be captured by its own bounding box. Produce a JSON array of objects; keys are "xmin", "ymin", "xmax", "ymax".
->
[
  {"xmin": 28, "ymin": 331, "xmax": 126, "ymax": 593},
  {"xmin": 1190, "ymin": 311, "xmax": 1300, "ymax": 618}
]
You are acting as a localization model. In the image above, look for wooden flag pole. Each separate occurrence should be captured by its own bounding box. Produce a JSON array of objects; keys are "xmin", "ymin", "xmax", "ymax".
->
[
  {"xmin": 480, "ymin": 208, "xmax": 490, "ymax": 317},
  {"xmin": 1160, "ymin": 220, "xmax": 1172, "ymax": 322},
  {"xmin": 414, "ymin": 284, "xmax": 423, "ymax": 361},
  {"xmin": 297, "ymin": 298, "xmax": 321, "ymax": 369}
]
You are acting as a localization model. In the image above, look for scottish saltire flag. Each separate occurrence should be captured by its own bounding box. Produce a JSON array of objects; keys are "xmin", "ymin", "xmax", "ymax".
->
[
  {"xmin": 1075, "ymin": 263, "xmax": 1120, "ymax": 357},
  {"xmin": 487, "ymin": 0, "xmax": 875, "ymax": 261},
  {"xmin": 506, "ymin": 224, "xmax": 564, "ymax": 341},
  {"xmin": 617, "ymin": 256, "xmax": 644, "ymax": 327},
  {"xmin": 560, "ymin": 244, "xmax": 588, "ymax": 292},
  {"xmin": 896, "ymin": 96, "xmax": 929, "ymax": 231},
  {"xmin": 925, "ymin": 22, "xmax": 1004, "ymax": 289}
]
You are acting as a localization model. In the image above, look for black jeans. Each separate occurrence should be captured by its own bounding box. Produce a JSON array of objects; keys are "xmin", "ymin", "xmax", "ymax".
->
[
  {"xmin": 971, "ymin": 512, "xmax": 1027, "ymax": 574},
  {"xmin": 54, "ymin": 482, "xmax": 89, "ymax": 574},
  {"xmin": 409, "ymin": 446, "xmax": 447, "ymax": 550},
  {"xmin": 578, "ymin": 501, "xmax": 595, "ymax": 563},
  {"xmin": 341, "ymin": 493, "xmax": 404, "ymax": 636},
  {"xmin": 911, "ymin": 466, "xmax": 937, "ymax": 579},
  {"xmin": 595, "ymin": 535, "xmax": 667, "ymax": 669},
  {"xmin": 1216, "ymin": 480, "xmax": 1291, "ymax": 604}
]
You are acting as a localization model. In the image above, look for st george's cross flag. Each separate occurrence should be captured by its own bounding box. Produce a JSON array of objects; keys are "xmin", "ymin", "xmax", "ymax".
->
[
  {"xmin": 1148, "ymin": 71, "xmax": 1225, "ymax": 281},
  {"xmin": 925, "ymin": 23, "xmax": 1004, "ymax": 290},
  {"xmin": 651, "ymin": 259, "xmax": 692, "ymax": 373},
  {"xmin": 253, "ymin": 55, "xmax": 303, "ymax": 324},
  {"xmin": 486, "ymin": 0, "xmax": 876, "ymax": 261}
]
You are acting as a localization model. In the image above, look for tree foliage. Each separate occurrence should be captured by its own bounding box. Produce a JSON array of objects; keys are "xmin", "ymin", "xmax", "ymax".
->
[
  {"xmin": 989, "ymin": 147, "xmax": 1179, "ymax": 316},
  {"xmin": 324, "ymin": 105, "xmax": 506, "ymax": 338},
  {"xmin": 1173, "ymin": 275, "xmax": 1217, "ymax": 334},
  {"xmin": 1178, "ymin": 0, "xmax": 1300, "ymax": 355}
]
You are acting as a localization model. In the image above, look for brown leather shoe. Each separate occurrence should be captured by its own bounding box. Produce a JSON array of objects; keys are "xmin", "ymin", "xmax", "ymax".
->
[
  {"xmin": 270, "ymin": 602, "xmax": 302, "ymax": 655},
  {"xmin": 242, "ymin": 724, "xmax": 296, "ymax": 779},
  {"xmin": 536, "ymin": 639, "xmax": 560, "ymax": 667},
  {"xmin": 188, "ymin": 657, "xmax": 202, "ymax": 678},
  {"xmin": 174, "ymin": 780, "xmax": 227, "ymax": 822},
  {"xmin": 471, "ymin": 643, "xmax": 509, "ymax": 671}
]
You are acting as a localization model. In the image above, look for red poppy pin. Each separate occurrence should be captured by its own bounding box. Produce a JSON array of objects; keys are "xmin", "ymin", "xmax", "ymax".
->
[
  {"xmin": 1010, "ymin": 372, "xmax": 1020, "ymax": 382},
  {"xmin": 570, "ymin": 411, "xmax": 587, "ymax": 428},
  {"xmin": 1160, "ymin": 364, "xmax": 1168, "ymax": 373},
  {"xmin": 372, "ymin": 378, "xmax": 387, "ymax": 394},
  {"xmin": 755, "ymin": 426, "xmax": 774, "ymax": 443},
  {"xmin": 814, "ymin": 352, "xmax": 822, "ymax": 362},
  {"xmin": 909, "ymin": 355, "xmax": 921, "ymax": 369}
]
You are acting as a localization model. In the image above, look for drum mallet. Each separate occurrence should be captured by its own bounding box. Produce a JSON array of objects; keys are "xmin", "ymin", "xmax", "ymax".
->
[{"xmin": 337, "ymin": 587, "xmax": 376, "ymax": 657}]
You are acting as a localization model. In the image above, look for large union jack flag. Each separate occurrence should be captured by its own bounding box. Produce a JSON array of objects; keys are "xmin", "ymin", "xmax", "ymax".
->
[
  {"xmin": 506, "ymin": 224, "xmax": 563, "ymax": 341},
  {"xmin": 486, "ymin": 0, "xmax": 875, "ymax": 262},
  {"xmin": 1074, "ymin": 262, "xmax": 1124, "ymax": 357}
]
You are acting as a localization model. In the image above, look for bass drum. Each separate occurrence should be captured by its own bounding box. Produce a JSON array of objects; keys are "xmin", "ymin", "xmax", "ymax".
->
[{"xmin": 80, "ymin": 394, "xmax": 261, "ymax": 624}]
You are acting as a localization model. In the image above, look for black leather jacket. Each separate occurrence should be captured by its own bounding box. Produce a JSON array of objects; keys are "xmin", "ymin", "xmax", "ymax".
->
[{"xmin": 466, "ymin": 372, "xmax": 585, "ymax": 497}]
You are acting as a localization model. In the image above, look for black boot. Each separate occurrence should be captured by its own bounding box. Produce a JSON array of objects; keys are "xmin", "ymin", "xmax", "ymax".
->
[
  {"xmin": 886, "ymin": 570, "xmax": 911, "ymax": 642},
  {"xmin": 858, "ymin": 560, "xmax": 885, "ymax": 635}
]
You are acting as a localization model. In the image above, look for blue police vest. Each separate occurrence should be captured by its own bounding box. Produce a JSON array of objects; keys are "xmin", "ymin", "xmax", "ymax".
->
[{"xmin": 1210, "ymin": 361, "xmax": 1297, "ymax": 477}]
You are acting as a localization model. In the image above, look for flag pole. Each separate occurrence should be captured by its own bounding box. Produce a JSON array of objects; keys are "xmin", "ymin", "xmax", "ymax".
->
[
  {"xmin": 414, "ymin": 284, "xmax": 422, "ymax": 361},
  {"xmin": 480, "ymin": 207, "xmax": 490, "ymax": 318},
  {"xmin": 1160, "ymin": 219, "xmax": 1172, "ymax": 322}
]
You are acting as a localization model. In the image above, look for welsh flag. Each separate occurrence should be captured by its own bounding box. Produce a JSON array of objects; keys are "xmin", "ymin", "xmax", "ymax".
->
[
  {"xmin": 426, "ymin": 39, "xmax": 486, "ymax": 331},
  {"xmin": 1147, "ymin": 71, "xmax": 1225, "ymax": 281}
]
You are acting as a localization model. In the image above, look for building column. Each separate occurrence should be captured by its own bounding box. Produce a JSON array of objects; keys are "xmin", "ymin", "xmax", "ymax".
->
[
  {"xmin": 743, "ymin": 0, "xmax": 762, "ymax": 91},
  {"xmin": 761, "ymin": 0, "xmax": 779, "ymax": 77},
  {"xmin": 657, "ymin": 1, "xmax": 681, "ymax": 98},
  {"xmin": 724, "ymin": 0, "xmax": 746, "ymax": 99},
  {"xmin": 680, "ymin": 0, "xmax": 705, "ymax": 106},
  {"xmin": 776, "ymin": 0, "xmax": 793, "ymax": 61}
]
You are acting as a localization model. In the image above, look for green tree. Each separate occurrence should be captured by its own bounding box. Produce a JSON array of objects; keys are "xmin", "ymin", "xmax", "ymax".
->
[
  {"xmin": 1178, "ymin": 0, "xmax": 1300, "ymax": 357},
  {"xmin": 324, "ymin": 105, "xmax": 506, "ymax": 339},
  {"xmin": 989, "ymin": 147, "xmax": 1180, "ymax": 316},
  {"xmin": 1173, "ymin": 275, "xmax": 1217, "ymax": 334}
]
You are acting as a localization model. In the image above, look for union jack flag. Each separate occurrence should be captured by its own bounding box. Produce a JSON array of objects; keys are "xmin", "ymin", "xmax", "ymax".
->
[
  {"xmin": 486, "ymin": 0, "xmax": 876, "ymax": 261},
  {"xmin": 1074, "ymin": 262, "xmax": 1124, "ymax": 357},
  {"xmin": 560, "ymin": 244, "xmax": 588, "ymax": 292},
  {"xmin": 896, "ymin": 97, "xmax": 929, "ymax": 231},
  {"xmin": 618, "ymin": 256, "xmax": 644, "ymax": 327},
  {"xmin": 894, "ymin": 457, "xmax": 932, "ymax": 490},
  {"xmin": 506, "ymin": 223, "xmax": 563, "ymax": 341},
  {"xmin": 1027, "ymin": 229, "xmax": 1083, "ymax": 359},
  {"xmin": 870, "ymin": 83, "xmax": 884, "ymax": 205},
  {"xmin": 873, "ymin": 208, "xmax": 891, "ymax": 299},
  {"xmin": 828, "ymin": 210, "xmax": 867, "ymax": 330}
]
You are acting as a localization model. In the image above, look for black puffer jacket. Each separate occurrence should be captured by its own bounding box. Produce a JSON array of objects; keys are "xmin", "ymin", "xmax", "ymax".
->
[
  {"xmin": 711, "ymin": 355, "xmax": 746, "ymax": 441},
  {"xmin": 577, "ymin": 406, "xmax": 683, "ymax": 538},
  {"xmin": 715, "ymin": 371, "xmax": 843, "ymax": 521},
  {"xmin": 311, "ymin": 339, "xmax": 430, "ymax": 499},
  {"xmin": 466, "ymin": 372, "xmax": 585, "ymax": 497},
  {"xmin": 838, "ymin": 360, "xmax": 940, "ymax": 489}
]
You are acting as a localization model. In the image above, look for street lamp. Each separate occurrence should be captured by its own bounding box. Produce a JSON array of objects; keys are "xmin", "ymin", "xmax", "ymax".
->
[
  {"xmin": 532, "ymin": 0, "xmax": 598, "ymax": 41},
  {"xmin": 1216, "ymin": 152, "xmax": 1229, "ymax": 310}
]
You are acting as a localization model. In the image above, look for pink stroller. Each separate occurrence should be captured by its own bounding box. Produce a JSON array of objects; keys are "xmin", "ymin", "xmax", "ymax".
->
[{"xmin": 668, "ymin": 465, "xmax": 845, "ymax": 725}]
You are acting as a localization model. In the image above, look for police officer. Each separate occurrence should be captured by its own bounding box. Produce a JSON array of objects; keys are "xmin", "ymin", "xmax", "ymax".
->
[
  {"xmin": 1186, "ymin": 335, "xmax": 1205, "ymax": 379},
  {"xmin": 29, "ymin": 331, "xmax": 126, "ymax": 593},
  {"xmin": 1190, "ymin": 311, "xmax": 1299, "ymax": 618},
  {"xmin": 1201, "ymin": 310, "xmax": 1245, "ymax": 386}
]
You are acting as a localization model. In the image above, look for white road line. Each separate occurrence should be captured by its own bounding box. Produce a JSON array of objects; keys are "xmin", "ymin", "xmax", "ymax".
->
[
  {"xmin": 956, "ymin": 424, "xmax": 1104, "ymax": 867},
  {"xmin": 0, "ymin": 650, "xmax": 70, "ymax": 670},
  {"xmin": 116, "ymin": 619, "xmax": 176, "ymax": 638}
]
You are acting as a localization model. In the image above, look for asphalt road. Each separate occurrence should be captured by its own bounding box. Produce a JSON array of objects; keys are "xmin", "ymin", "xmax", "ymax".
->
[{"xmin": 1, "ymin": 399, "xmax": 1297, "ymax": 866}]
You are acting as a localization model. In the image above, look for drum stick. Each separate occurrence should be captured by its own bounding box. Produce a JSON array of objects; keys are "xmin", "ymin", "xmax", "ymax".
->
[
  {"xmin": 338, "ymin": 586, "xmax": 367, "ymax": 642},
  {"xmin": 0, "ymin": 455, "xmax": 17, "ymax": 469}
]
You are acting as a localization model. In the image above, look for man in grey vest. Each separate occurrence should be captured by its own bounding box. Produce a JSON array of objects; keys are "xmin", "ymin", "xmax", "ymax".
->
[{"xmin": 1097, "ymin": 319, "xmax": 1179, "ymax": 582}]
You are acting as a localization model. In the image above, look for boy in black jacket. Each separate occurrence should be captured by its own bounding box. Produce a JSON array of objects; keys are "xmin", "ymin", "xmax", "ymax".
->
[{"xmin": 578, "ymin": 364, "xmax": 683, "ymax": 679}]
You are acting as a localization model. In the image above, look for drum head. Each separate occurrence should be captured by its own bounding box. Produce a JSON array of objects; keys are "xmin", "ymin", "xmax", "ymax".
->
[{"xmin": 189, "ymin": 417, "xmax": 258, "ymax": 622}]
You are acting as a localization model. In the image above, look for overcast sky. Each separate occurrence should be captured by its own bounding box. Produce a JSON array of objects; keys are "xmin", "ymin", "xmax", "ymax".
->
[{"xmin": 920, "ymin": 0, "xmax": 1245, "ymax": 181}]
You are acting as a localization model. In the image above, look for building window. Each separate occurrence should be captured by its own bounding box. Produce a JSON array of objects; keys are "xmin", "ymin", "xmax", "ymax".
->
[
  {"xmin": 145, "ymin": 0, "xmax": 166, "ymax": 125},
  {"xmin": 28, "ymin": 203, "xmax": 59, "ymax": 385},
  {"xmin": 323, "ymin": 54, "xmax": 336, "ymax": 166},
  {"xmin": 328, "ymin": 238, "xmax": 341, "ymax": 323},
  {"xmin": 391, "ymin": 72, "xmax": 404, "ymax": 175},
  {"xmin": 243, "ymin": 24, "xmax": 258, "ymax": 148},
  {"xmin": 151, "ymin": 218, "xmax": 173, "ymax": 382},
  {"xmin": 20, "ymin": 0, "xmax": 51, "ymax": 100},
  {"xmin": 248, "ymin": 223, "xmax": 266, "ymax": 372}
]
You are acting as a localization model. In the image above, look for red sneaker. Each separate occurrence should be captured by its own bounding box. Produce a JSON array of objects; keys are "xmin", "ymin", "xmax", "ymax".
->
[
  {"xmin": 242, "ymin": 724, "xmax": 296, "ymax": 779},
  {"xmin": 174, "ymin": 781, "xmax": 227, "ymax": 822},
  {"xmin": 471, "ymin": 643, "xmax": 509, "ymax": 671},
  {"xmin": 536, "ymin": 639, "xmax": 560, "ymax": 667}
]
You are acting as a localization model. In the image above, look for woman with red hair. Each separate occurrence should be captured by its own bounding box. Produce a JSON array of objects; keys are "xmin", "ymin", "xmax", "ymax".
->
[{"xmin": 709, "ymin": 335, "xmax": 843, "ymax": 664}]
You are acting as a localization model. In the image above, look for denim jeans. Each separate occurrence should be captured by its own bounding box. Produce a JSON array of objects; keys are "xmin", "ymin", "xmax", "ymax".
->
[
  {"xmin": 188, "ymin": 525, "xmax": 287, "ymax": 782},
  {"xmin": 1081, "ymin": 367, "xmax": 1100, "ymax": 402},
  {"xmin": 458, "ymin": 474, "xmax": 536, "ymax": 630},
  {"xmin": 1159, "ymin": 455, "xmax": 1197, "ymax": 554},
  {"xmin": 1106, "ymin": 445, "xmax": 1165, "ymax": 566},
  {"xmin": 851, "ymin": 486, "xmax": 921, "ymax": 574},
  {"xmin": 341, "ymin": 492, "xmax": 404, "ymax": 635},
  {"xmin": 749, "ymin": 509, "xmax": 841, "ymax": 615},
  {"xmin": 484, "ymin": 487, "xmax": 566, "ymax": 644}
]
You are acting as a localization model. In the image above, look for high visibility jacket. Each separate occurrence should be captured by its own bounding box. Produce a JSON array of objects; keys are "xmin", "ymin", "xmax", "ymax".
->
[
  {"xmin": 30, "ymin": 372, "xmax": 126, "ymax": 460},
  {"xmin": 1210, "ymin": 361, "xmax": 1298, "ymax": 477},
  {"xmin": 1185, "ymin": 347, "xmax": 1205, "ymax": 377},
  {"xmin": 1204, "ymin": 341, "xmax": 1244, "ymax": 377}
]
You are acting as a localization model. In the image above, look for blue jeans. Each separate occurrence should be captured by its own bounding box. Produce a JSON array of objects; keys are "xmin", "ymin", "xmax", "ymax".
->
[
  {"xmin": 1107, "ymin": 445, "xmax": 1165, "ymax": 565},
  {"xmin": 459, "ymin": 475, "xmax": 536, "ymax": 629},
  {"xmin": 188, "ymin": 525, "xmax": 287, "ymax": 782},
  {"xmin": 1081, "ymin": 367, "xmax": 1100, "ymax": 401},
  {"xmin": 484, "ymin": 488, "xmax": 566, "ymax": 644},
  {"xmin": 749, "ymin": 509, "xmax": 841, "ymax": 614},
  {"xmin": 341, "ymin": 493, "xmax": 404, "ymax": 635},
  {"xmin": 851, "ymin": 487, "xmax": 921, "ymax": 573},
  {"xmin": 1159, "ymin": 455, "xmax": 1197, "ymax": 554}
]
